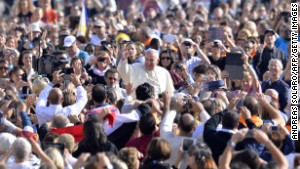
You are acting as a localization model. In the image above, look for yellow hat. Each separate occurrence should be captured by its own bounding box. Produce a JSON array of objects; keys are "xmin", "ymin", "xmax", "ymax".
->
[{"xmin": 115, "ymin": 33, "xmax": 130, "ymax": 42}]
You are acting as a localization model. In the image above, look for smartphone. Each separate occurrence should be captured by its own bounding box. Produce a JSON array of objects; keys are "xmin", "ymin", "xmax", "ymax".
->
[
  {"xmin": 64, "ymin": 68, "xmax": 74, "ymax": 75},
  {"xmin": 164, "ymin": 34, "xmax": 176, "ymax": 43},
  {"xmin": 182, "ymin": 138, "xmax": 195, "ymax": 151},
  {"xmin": 271, "ymin": 126, "xmax": 278, "ymax": 131}
]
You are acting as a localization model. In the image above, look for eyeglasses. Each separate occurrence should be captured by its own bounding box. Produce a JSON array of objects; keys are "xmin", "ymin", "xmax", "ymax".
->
[
  {"xmin": 161, "ymin": 57, "xmax": 171, "ymax": 61},
  {"xmin": 108, "ymin": 77, "xmax": 117, "ymax": 81},
  {"xmin": 97, "ymin": 57, "xmax": 107, "ymax": 62},
  {"xmin": 0, "ymin": 67, "xmax": 9, "ymax": 70},
  {"xmin": 183, "ymin": 41, "xmax": 192, "ymax": 47}
]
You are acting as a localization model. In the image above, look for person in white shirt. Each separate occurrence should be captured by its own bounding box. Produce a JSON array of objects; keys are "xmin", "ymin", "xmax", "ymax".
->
[
  {"xmin": 11, "ymin": 138, "xmax": 32, "ymax": 169},
  {"xmin": 35, "ymin": 71, "xmax": 88, "ymax": 127},
  {"xmin": 117, "ymin": 48, "xmax": 174, "ymax": 98}
]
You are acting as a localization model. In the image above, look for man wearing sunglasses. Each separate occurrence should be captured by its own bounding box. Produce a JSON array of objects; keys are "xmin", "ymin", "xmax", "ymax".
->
[
  {"xmin": 104, "ymin": 68, "xmax": 126, "ymax": 100},
  {"xmin": 63, "ymin": 35, "xmax": 89, "ymax": 66},
  {"xmin": 180, "ymin": 38, "xmax": 210, "ymax": 75}
]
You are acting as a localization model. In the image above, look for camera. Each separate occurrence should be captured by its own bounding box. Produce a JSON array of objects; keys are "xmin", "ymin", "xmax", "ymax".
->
[
  {"xmin": 213, "ymin": 42, "xmax": 219, "ymax": 47},
  {"xmin": 39, "ymin": 54, "xmax": 69, "ymax": 77},
  {"xmin": 64, "ymin": 67, "xmax": 74, "ymax": 75}
]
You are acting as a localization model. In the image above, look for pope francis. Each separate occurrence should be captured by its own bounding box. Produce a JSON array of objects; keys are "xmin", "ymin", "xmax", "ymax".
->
[{"xmin": 117, "ymin": 48, "xmax": 174, "ymax": 98}]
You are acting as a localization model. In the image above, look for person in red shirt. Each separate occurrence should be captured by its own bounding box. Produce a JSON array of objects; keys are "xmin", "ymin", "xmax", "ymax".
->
[
  {"xmin": 39, "ymin": 0, "xmax": 57, "ymax": 24},
  {"xmin": 125, "ymin": 113, "xmax": 159, "ymax": 161}
]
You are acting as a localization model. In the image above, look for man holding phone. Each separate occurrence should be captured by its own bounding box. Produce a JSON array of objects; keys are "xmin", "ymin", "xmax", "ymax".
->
[{"xmin": 35, "ymin": 70, "xmax": 88, "ymax": 127}]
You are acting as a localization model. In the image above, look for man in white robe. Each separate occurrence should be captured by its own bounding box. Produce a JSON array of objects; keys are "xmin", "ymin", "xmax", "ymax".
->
[{"xmin": 117, "ymin": 49, "xmax": 174, "ymax": 98}]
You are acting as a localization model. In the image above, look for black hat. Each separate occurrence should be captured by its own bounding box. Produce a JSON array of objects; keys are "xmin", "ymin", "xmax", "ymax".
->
[{"xmin": 264, "ymin": 29, "xmax": 276, "ymax": 36}]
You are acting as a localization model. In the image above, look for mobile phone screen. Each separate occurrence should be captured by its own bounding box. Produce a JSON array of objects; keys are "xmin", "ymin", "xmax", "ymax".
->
[{"xmin": 182, "ymin": 138, "xmax": 195, "ymax": 151}]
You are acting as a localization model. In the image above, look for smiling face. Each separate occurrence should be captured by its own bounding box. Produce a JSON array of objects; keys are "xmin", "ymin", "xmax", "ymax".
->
[
  {"xmin": 268, "ymin": 60, "xmax": 282, "ymax": 77},
  {"xmin": 144, "ymin": 50, "xmax": 159, "ymax": 71}
]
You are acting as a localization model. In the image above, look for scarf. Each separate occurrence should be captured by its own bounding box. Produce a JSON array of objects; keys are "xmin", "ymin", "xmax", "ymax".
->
[
  {"xmin": 239, "ymin": 115, "xmax": 263, "ymax": 127},
  {"xmin": 92, "ymin": 66, "xmax": 108, "ymax": 76}
]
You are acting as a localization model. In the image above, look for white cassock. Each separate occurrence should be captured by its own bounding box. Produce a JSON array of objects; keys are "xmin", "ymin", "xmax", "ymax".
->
[{"xmin": 117, "ymin": 60, "xmax": 175, "ymax": 98}]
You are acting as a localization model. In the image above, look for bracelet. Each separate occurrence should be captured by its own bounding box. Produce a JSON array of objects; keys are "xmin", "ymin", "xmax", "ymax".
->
[{"xmin": 227, "ymin": 140, "xmax": 236, "ymax": 148}]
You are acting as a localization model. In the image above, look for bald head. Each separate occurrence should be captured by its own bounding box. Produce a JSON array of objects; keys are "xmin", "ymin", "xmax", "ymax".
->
[
  {"xmin": 52, "ymin": 114, "xmax": 69, "ymax": 128},
  {"xmin": 265, "ymin": 89, "xmax": 279, "ymax": 100},
  {"xmin": 48, "ymin": 88, "xmax": 63, "ymax": 105},
  {"xmin": 178, "ymin": 113, "xmax": 195, "ymax": 133}
]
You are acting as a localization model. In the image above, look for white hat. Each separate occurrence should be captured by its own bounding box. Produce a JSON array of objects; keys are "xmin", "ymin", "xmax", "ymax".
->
[
  {"xmin": 181, "ymin": 38, "xmax": 193, "ymax": 44},
  {"xmin": 64, "ymin": 35, "xmax": 76, "ymax": 47},
  {"xmin": 94, "ymin": 20, "xmax": 106, "ymax": 27},
  {"xmin": 29, "ymin": 23, "xmax": 42, "ymax": 33}
]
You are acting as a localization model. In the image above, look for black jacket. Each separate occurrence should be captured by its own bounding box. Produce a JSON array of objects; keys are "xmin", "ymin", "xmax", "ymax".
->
[
  {"xmin": 203, "ymin": 111, "xmax": 234, "ymax": 163},
  {"xmin": 253, "ymin": 47, "xmax": 286, "ymax": 80}
]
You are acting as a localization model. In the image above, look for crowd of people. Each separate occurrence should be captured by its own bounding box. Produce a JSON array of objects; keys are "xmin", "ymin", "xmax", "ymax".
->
[{"xmin": 0, "ymin": 0, "xmax": 298, "ymax": 169}]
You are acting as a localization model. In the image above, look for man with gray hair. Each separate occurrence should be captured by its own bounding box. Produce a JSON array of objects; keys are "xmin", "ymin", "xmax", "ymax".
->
[
  {"xmin": 118, "ymin": 48, "xmax": 174, "ymax": 98},
  {"xmin": 11, "ymin": 138, "xmax": 32, "ymax": 169}
]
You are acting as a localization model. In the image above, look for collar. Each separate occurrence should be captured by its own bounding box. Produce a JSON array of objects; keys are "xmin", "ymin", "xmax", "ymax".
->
[
  {"xmin": 95, "ymin": 103, "xmax": 109, "ymax": 108},
  {"xmin": 218, "ymin": 128, "xmax": 236, "ymax": 134}
]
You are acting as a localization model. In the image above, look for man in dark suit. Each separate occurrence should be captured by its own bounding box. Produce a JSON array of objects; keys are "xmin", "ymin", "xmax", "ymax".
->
[
  {"xmin": 203, "ymin": 110, "xmax": 239, "ymax": 163},
  {"xmin": 253, "ymin": 29, "xmax": 286, "ymax": 80}
]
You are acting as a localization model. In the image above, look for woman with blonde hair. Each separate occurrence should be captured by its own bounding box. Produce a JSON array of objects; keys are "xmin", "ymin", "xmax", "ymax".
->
[
  {"xmin": 44, "ymin": 147, "xmax": 65, "ymax": 169},
  {"xmin": 12, "ymin": 0, "xmax": 36, "ymax": 24},
  {"xmin": 119, "ymin": 147, "xmax": 140, "ymax": 169}
]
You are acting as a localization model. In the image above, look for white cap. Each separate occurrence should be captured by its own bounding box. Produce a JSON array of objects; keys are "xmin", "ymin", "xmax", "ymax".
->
[
  {"xmin": 64, "ymin": 35, "xmax": 76, "ymax": 47},
  {"xmin": 181, "ymin": 38, "xmax": 193, "ymax": 44},
  {"xmin": 29, "ymin": 23, "xmax": 42, "ymax": 33},
  {"xmin": 94, "ymin": 20, "xmax": 106, "ymax": 27}
]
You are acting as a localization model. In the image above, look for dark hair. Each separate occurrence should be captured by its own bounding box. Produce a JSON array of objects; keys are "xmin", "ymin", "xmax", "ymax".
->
[
  {"xmin": 178, "ymin": 114, "xmax": 195, "ymax": 133},
  {"xmin": 158, "ymin": 49, "xmax": 175, "ymax": 70},
  {"xmin": 243, "ymin": 96, "xmax": 259, "ymax": 116},
  {"xmin": 106, "ymin": 89, "xmax": 117, "ymax": 105},
  {"xmin": 139, "ymin": 113, "xmax": 156, "ymax": 135},
  {"xmin": 202, "ymin": 99, "xmax": 216, "ymax": 116},
  {"xmin": 230, "ymin": 162, "xmax": 251, "ymax": 169},
  {"xmin": 231, "ymin": 149, "xmax": 260, "ymax": 169},
  {"xmin": 91, "ymin": 84, "xmax": 107, "ymax": 103},
  {"xmin": 135, "ymin": 83, "xmax": 154, "ymax": 101},
  {"xmin": 70, "ymin": 57, "xmax": 83, "ymax": 67},
  {"xmin": 146, "ymin": 138, "xmax": 171, "ymax": 161},
  {"xmin": 82, "ymin": 117, "xmax": 108, "ymax": 149},
  {"xmin": 222, "ymin": 110, "xmax": 239, "ymax": 129},
  {"xmin": 267, "ymin": 131, "xmax": 283, "ymax": 149},
  {"xmin": 188, "ymin": 143, "xmax": 217, "ymax": 169},
  {"xmin": 193, "ymin": 64, "xmax": 208, "ymax": 74},
  {"xmin": 104, "ymin": 68, "xmax": 118, "ymax": 77},
  {"xmin": 150, "ymin": 38, "xmax": 160, "ymax": 50},
  {"xmin": 9, "ymin": 66, "xmax": 27, "ymax": 83}
]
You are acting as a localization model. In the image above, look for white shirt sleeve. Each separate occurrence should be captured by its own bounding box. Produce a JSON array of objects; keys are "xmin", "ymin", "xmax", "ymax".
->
[
  {"xmin": 160, "ymin": 110, "xmax": 176, "ymax": 139},
  {"xmin": 64, "ymin": 86, "xmax": 88, "ymax": 116}
]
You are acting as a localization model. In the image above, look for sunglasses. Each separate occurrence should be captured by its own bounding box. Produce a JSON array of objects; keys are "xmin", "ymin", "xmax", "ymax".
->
[
  {"xmin": 183, "ymin": 41, "xmax": 192, "ymax": 47},
  {"xmin": 94, "ymin": 26, "xmax": 102, "ymax": 29},
  {"xmin": 108, "ymin": 77, "xmax": 117, "ymax": 81},
  {"xmin": 161, "ymin": 57, "xmax": 171, "ymax": 61},
  {"xmin": 97, "ymin": 57, "xmax": 107, "ymax": 62},
  {"xmin": 0, "ymin": 67, "xmax": 8, "ymax": 70}
]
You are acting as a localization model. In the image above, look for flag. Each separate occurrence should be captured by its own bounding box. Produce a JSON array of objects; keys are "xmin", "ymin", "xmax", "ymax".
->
[{"xmin": 77, "ymin": 0, "xmax": 88, "ymax": 36}]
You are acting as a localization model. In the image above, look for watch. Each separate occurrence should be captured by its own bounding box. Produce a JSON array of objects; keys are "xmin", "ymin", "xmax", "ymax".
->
[{"xmin": 227, "ymin": 140, "xmax": 236, "ymax": 148}]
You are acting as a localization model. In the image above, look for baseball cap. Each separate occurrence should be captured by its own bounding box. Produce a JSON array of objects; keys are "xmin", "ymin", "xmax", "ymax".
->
[
  {"xmin": 64, "ymin": 35, "xmax": 76, "ymax": 47},
  {"xmin": 264, "ymin": 29, "xmax": 276, "ymax": 36},
  {"xmin": 94, "ymin": 20, "xmax": 106, "ymax": 27}
]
